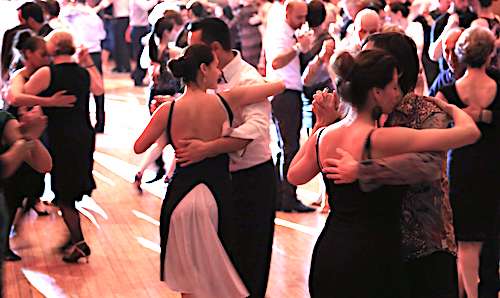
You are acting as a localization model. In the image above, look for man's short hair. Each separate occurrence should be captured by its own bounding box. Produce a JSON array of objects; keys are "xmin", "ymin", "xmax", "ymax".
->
[
  {"xmin": 307, "ymin": 0, "xmax": 326, "ymax": 28},
  {"xmin": 188, "ymin": 17, "xmax": 231, "ymax": 51},
  {"xmin": 18, "ymin": 2, "xmax": 45, "ymax": 24}
]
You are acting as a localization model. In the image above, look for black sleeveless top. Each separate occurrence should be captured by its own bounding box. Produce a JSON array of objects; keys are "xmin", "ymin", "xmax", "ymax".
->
[
  {"xmin": 315, "ymin": 128, "xmax": 402, "ymax": 229},
  {"xmin": 310, "ymin": 128, "xmax": 405, "ymax": 298}
]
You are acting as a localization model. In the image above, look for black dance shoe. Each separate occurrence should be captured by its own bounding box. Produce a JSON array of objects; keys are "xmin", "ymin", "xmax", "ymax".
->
[
  {"xmin": 4, "ymin": 249, "xmax": 22, "ymax": 261},
  {"xmin": 145, "ymin": 167, "xmax": 166, "ymax": 184},
  {"xmin": 62, "ymin": 241, "xmax": 91, "ymax": 263},
  {"xmin": 278, "ymin": 199, "xmax": 316, "ymax": 213},
  {"xmin": 134, "ymin": 172, "xmax": 143, "ymax": 194}
]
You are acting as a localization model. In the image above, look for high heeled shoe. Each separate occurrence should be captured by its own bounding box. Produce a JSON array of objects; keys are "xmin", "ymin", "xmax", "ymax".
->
[
  {"xmin": 134, "ymin": 172, "xmax": 143, "ymax": 194},
  {"xmin": 145, "ymin": 167, "xmax": 166, "ymax": 184},
  {"xmin": 62, "ymin": 241, "xmax": 91, "ymax": 263}
]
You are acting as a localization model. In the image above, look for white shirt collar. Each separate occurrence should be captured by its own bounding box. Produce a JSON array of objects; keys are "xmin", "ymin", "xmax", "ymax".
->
[{"xmin": 221, "ymin": 50, "xmax": 243, "ymax": 83}]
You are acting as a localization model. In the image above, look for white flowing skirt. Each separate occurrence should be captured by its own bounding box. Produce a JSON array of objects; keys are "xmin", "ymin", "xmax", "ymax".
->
[{"xmin": 163, "ymin": 183, "xmax": 248, "ymax": 298}]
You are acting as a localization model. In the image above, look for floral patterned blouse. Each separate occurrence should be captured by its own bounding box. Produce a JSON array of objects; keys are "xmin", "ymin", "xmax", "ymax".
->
[{"xmin": 358, "ymin": 93, "xmax": 457, "ymax": 261}]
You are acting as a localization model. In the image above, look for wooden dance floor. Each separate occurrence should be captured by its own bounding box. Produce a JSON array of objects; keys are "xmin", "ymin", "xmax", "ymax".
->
[{"xmin": 3, "ymin": 72, "xmax": 327, "ymax": 298}]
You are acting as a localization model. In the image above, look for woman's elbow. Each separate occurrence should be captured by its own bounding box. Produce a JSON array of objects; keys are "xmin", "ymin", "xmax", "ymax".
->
[
  {"xmin": 467, "ymin": 125, "xmax": 481, "ymax": 145},
  {"xmin": 39, "ymin": 163, "xmax": 52, "ymax": 173},
  {"xmin": 36, "ymin": 158, "xmax": 52, "ymax": 173},
  {"xmin": 287, "ymin": 170, "xmax": 303, "ymax": 186}
]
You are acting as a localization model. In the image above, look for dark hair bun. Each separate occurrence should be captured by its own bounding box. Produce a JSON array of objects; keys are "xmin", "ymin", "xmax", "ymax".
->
[
  {"xmin": 167, "ymin": 44, "xmax": 214, "ymax": 83},
  {"xmin": 168, "ymin": 57, "xmax": 187, "ymax": 79},
  {"xmin": 332, "ymin": 51, "xmax": 355, "ymax": 103},
  {"xmin": 15, "ymin": 30, "xmax": 33, "ymax": 51}
]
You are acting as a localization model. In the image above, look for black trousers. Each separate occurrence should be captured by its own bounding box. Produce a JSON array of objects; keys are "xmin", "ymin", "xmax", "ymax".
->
[
  {"xmin": 229, "ymin": 160, "xmax": 276, "ymax": 298},
  {"xmin": 271, "ymin": 90, "xmax": 302, "ymax": 207},
  {"xmin": 131, "ymin": 26, "xmax": 149, "ymax": 85},
  {"xmin": 90, "ymin": 52, "xmax": 105, "ymax": 128},
  {"xmin": 479, "ymin": 238, "xmax": 499, "ymax": 298},
  {"xmin": 403, "ymin": 251, "xmax": 459, "ymax": 298},
  {"xmin": 111, "ymin": 17, "xmax": 130, "ymax": 71}
]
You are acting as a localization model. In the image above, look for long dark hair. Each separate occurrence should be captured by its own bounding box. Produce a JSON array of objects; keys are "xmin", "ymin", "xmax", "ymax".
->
[{"xmin": 149, "ymin": 17, "xmax": 174, "ymax": 63}]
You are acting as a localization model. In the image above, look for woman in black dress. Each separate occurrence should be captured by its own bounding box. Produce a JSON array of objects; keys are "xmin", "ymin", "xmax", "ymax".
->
[
  {"xmin": 287, "ymin": 50, "xmax": 480, "ymax": 298},
  {"xmin": 437, "ymin": 26, "xmax": 498, "ymax": 298},
  {"xmin": 22, "ymin": 30, "xmax": 104, "ymax": 263},
  {"xmin": 134, "ymin": 44, "xmax": 284, "ymax": 297},
  {"xmin": 4, "ymin": 31, "xmax": 76, "ymax": 261}
]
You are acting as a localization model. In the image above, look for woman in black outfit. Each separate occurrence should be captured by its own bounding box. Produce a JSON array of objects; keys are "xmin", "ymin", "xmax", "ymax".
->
[
  {"xmin": 287, "ymin": 49, "xmax": 480, "ymax": 298},
  {"xmin": 4, "ymin": 31, "xmax": 75, "ymax": 261},
  {"xmin": 437, "ymin": 26, "xmax": 499, "ymax": 298},
  {"xmin": 22, "ymin": 30, "xmax": 104, "ymax": 263},
  {"xmin": 134, "ymin": 44, "xmax": 284, "ymax": 297}
]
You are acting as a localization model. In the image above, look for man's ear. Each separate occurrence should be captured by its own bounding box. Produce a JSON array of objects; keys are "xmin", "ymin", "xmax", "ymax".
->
[{"xmin": 210, "ymin": 41, "xmax": 222, "ymax": 52}]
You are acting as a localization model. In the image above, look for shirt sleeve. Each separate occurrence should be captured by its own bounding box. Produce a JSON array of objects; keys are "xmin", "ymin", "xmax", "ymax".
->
[
  {"xmin": 358, "ymin": 111, "xmax": 449, "ymax": 192},
  {"xmin": 227, "ymin": 73, "xmax": 269, "ymax": 155},
  {"xmin": 264, "ymin": 27, "xmax": 291, "ymax": 63}
]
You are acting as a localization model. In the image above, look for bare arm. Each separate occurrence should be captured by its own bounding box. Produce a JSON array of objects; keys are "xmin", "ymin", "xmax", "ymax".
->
[
  {"xmin": 77, "ymin": 47, "xmax": 104, "ymax": 96},
  {"xmin": 23, "ymin": 66, "xmax": 51, "ymax": 95},
  {"xmin": 0, "ymin": 139, "xmax": 31, "ymax": 178},
  {"xmin": 3, "ymin": 117, "xmax": 52, "ymax": 173},
  {"xmin": 372, "ymin": 102, "xmax": 480, "ymax": 158},
  {"xmin": 355, "ymin": 112, "xmax": 449, "ymax": 189},
  {"xmin": 302, "ymin": 56, "xmax": 323, "ymax": 87},
  {"xmin": 86, "ymin": 65, "xmax": 104, "ymax": 96},
  {"xmin": 134, "ymin": 102, "xmax": 171, "ymax": 154},
  {"xmin": 272, "ymin": 47, "xmax": 298, "ymax": 70},
  {"xmin": 221, "ymin": 80, "xmax": 285, "ymax": 111},
  {"xmin": 8, "ymin": 71, "xmax": 76, "ymax": 107},
  {"xmin": 287, "ymin": 130, "xmax": 321, "ymax": 185}
]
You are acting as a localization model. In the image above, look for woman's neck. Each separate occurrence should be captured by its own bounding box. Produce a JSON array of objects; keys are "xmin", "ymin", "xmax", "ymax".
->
[
  {"xmin": 352, "ymin": 106, "xmax": 378, "ymax": 127},
  {"xmin": 23, "ymin": 63, "xmax": 36, "ymax": 76},
  {"xmin": 462, "ymin": 66, "xmax": 488, "ymax": 79},
  {"xmin": 52, "ymin": 55, "xmax": 73, "ymax": 64},
  {"xmin": 183, "ymin": 83, "xmax": 207, "ymax": 97}
]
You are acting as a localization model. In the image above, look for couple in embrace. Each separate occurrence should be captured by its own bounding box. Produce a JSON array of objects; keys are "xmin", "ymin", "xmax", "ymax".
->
[{"xmin": 288, "ymin": 32, "xmax": 478, "ymax": 298}]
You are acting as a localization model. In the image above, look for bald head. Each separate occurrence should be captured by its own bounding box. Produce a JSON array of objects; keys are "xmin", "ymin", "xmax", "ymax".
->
[
  {"xmin": 285, "ymin": 0, "xmax": 308, "ymax": 30},
  {"xmin": 354, "ymin": 9, "xmax": 380, "ymax": 43}
]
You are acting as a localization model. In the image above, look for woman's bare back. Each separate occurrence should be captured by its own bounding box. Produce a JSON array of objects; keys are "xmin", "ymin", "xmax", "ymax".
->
[{"xmin": 168, "ymin": 93, "xmax": 231, "ymax": 147}]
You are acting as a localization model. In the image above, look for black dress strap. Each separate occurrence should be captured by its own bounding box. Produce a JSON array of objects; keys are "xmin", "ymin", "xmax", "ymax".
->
[
  {"xmin": 362, "ymin": 129, "xmax": 376, "ymax": 160},
  {"xmin": 315, "ymin": 127, "xmax": 327, "ymax": 170},
  {"xmin": 216, "ymin": 93, "xmax": 233, "ymax": 126},
  {"xmin": 166, "ymin": 101, "xmax": 176, "ymax": 148}
]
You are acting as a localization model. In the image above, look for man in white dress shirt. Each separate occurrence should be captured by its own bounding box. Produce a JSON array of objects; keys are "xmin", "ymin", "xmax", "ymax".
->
[
  {"xmin": 94, "ymin": 0, "xmax": 131, "ymax": 72},
  {"xmin": 175, "ymin": 17, "xmax": 276, "ymax": 298},
  {"xmin": 264, "ymin": 0, "xmax": 314, "ymax": 212},
  {"xmin": 129, "ymin": 0, "xmax": 158, "ymax": 86}
]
